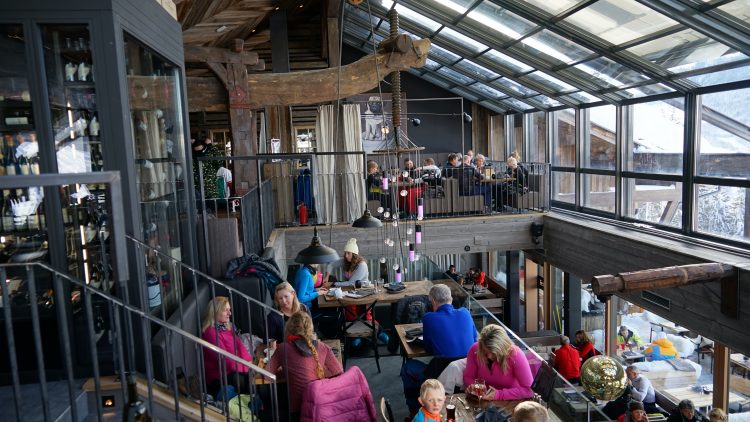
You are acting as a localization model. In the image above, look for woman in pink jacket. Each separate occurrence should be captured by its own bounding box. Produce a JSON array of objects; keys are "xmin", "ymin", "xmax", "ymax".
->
[
  {"xmin": 463, "ymin": 324, "xmax": 534, "ymax": 401},
  {"xmin": 201, "ymin": 296, "xmax": 253, "ymax": 396}
]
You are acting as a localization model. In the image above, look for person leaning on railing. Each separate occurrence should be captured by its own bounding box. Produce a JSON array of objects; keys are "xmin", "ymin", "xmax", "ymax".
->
[
  {"xmin": 266, "ymin": 311, "xmax": 343, "ymax": 418},
  {"xmin": 201, "ymin": 296, "xmax": 253, "ymax": 397}
]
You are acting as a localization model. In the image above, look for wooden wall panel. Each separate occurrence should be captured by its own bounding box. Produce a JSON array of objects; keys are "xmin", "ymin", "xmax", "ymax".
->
[{"xmin": 543, "ymin": 212, "xmax": 750, "ymax": 355}]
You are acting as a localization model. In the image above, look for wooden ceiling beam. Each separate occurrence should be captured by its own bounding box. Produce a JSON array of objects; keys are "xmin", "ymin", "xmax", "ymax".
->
[
  {"xmin": 181, "ymin": 0, "xmax": 213, "ymax": 30},
  {"xmin": 184, "ymin": 45, "xmax": 260, "ymax": 65}
]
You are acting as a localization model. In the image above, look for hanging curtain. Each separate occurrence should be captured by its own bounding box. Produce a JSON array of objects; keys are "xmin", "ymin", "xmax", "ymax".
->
[
  {"xmin": 315, "ymin": 105, "xmax": 337, "ymax": 223},
  {"xmin": 342, "ymin": 104, "xmax": 364, "ymax": 222}
]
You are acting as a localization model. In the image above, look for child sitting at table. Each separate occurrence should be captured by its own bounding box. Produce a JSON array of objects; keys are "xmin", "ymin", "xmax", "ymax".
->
[
  {"xmin": 513, "ymin": 401, "xmax": 549, "ymax": 422},
  {"xmin": 412, "ymin": 379, "xmax": 445, "ymax": 422}
]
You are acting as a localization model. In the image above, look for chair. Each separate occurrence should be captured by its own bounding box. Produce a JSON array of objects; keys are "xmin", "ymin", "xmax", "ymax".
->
[
  {"xmin": 379, "ymin": 397, "xmax": 395, "ymax": 422},
  {"xmin": 389, "ymin": 295, "xmax": 431, "ymax": 356},
  {"xmin": 344, "ymin": 319, "xmax": 381, "ymax": 373}
]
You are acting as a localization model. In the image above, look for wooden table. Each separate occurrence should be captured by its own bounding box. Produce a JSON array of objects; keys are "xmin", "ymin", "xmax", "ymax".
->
[
  {"xmin": 395, "ymin": 323, "xmax": 428, "ymax": 359},
  {"xmin": 730, "ymin": 353, "xmax": 750, "ymax": 377},
  {"xmin": 649, "ymin": 322, "xmax": 690, "ymax": 341},
  {"xmin": 317, "ymin": 280, "xmax": 433, "ymax": 308},
  {"xmin": 660, "ymin": 386, "xmax": 745, "ymax": 409},
  {"xmin": 444, "ymin": 393, "xmax": 522, "ymax": 422},
  {"xmin": 617, "ymin": 349, "xmax": 646, "ymax": 363}
]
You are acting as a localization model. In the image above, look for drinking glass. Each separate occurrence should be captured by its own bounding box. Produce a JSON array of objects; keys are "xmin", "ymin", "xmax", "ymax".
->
[
  {"xmin": 472, "ymin": 378, "xmax": 487, "ymax": 411},
  {"xmin": 446, "ymin": 401, "xmax": 456, "ymax": 421}
]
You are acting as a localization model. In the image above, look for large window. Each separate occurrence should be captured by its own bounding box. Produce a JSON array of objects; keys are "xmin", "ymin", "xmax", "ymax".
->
[
  {"xmin": 552, "ymin": 109, "xmax": 575, "ymax": 167},
  {"xmin": 582, "ymin": 174, "xmax": 615, "ymax": 213},
  {"xmin": 623, "ymin": 178, "xmax": 682, "ymax": 228},
  {"xmin": 626, "ymin": 99, "xmax": 684, "ymax": 175},
  {"xmin": 695, "ymin": 184, "xmax": 748, "ymax": 242},
  {"xmin": 583, "ymin": 105, "xmax": 616, "ymax": 170},
  {"xmin": 697, "ymin": 88, "xmax": 750, "ymax": 180},
  {"xmin": 527, "ymin": 111, "xmax": 547, "ymax": 163}
]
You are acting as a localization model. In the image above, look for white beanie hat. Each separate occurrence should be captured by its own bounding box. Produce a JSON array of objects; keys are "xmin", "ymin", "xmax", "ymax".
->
[{"xmin": 343, "ymin": 238, "xmax": 359, "ymax": 255}]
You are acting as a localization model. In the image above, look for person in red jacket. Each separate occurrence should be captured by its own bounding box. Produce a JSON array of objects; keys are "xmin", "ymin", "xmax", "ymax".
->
[
  {"xmin": 574, "ymin": 330, "xmax": 598, "ymax": 363},
  {"xmin": 552, "ymin": 336, "xmax": 581, "ymax": 384}
]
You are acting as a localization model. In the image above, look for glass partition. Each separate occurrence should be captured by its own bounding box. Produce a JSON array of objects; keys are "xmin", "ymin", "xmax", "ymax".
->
[
  {"xmin": 0, "ymin": 24, "xmax": 48, "ymax": 263},
  {"xmin": 124, "ymin": 33, "xmax": 188, "ymax": 311}
]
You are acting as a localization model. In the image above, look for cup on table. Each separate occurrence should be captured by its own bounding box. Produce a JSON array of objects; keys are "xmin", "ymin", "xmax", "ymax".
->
[{"xmin": 446, "ymin": 403, "xmax": 456, "ymax": 421}]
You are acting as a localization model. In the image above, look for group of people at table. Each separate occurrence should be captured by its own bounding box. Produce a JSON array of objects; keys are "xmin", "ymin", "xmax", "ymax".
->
[
  {"xmin": 197, "ymin": 235, "xmax": 721, "ymax": 422},
  {"xmin": 366, "ymin": 150, "xmax": 530, "ymax": 215}
]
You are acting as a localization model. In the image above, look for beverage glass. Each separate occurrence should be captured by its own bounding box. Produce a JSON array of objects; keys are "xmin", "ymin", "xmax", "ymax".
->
[
  {"xmin": 472, "ymin": 378, "xmax": 487, "ymax": 410},
  {"xmin": 446, "ymin": 403, "xmax": 456, "ymax": 421}
]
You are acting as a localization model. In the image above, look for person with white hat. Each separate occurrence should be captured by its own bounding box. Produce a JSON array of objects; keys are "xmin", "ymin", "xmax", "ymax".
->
[{"xmin": 325, "ymin": 238, "xmax": 368, "ymax": 288}]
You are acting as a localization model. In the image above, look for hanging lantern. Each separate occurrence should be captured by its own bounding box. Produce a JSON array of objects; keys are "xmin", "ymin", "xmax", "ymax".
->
[
  {"xmin": 409, "ymin": 243, "xmax": 415, "ymax": 262},
  {"xmin": 415, "ymin": 224, "xmax": 422, "ymax": 244}
]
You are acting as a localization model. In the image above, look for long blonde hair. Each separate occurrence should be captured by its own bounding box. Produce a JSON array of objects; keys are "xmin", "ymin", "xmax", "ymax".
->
[
  {"xmin": 202, "ymin": 296, "xmax": 231, "ymax": 332},
  {"xmin": 284, "ymin": 311, "xmax": 323, "ymax": 379},
  {"xmin": 274, "ymin": 282, "xmax": 301, "ymax": 314},
  {"xmin": 477, "ymin": 324, "xmax": 515, "ymax": 373}
]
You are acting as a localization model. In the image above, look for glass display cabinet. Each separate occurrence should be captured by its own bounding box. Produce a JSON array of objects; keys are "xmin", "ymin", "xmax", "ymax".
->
[{"xmin": 0, "ymin": 0, "xmax": 195, "ymax": 378}]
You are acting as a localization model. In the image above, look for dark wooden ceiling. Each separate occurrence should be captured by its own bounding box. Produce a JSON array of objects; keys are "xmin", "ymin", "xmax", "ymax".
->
[{"xmin": 176, "ymin": 0, "xmax": 327, "ymax": 75}]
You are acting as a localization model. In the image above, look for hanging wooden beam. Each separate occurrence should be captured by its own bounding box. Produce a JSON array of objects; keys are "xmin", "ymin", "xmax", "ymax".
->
[{"xmin": 592, "ymin": 263, "xmax": 735, "ymax": 296}]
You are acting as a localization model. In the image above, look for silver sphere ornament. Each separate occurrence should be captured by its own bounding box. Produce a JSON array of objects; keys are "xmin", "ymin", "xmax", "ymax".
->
[
  {"xmin": 400, "ymin": 189, "xmax": 408, "ymax": 197},
  {"xmin": 377, "ymin": 206, "xmax": 384, "ymax": 214},
  {"xmin": 406, "ymin": 228, "xmax": 413, "ymax": 235},
  {"xmin": 383, "ymin": 211, "xmax": 391, "ymax": 218},
  {"xmin": 379, "ymin": 257, "xmax": 386, "ymax": 263}
]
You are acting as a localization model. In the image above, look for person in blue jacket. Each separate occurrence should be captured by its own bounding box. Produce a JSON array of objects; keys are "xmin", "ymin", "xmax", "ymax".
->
[
  {"xmin": 422, "ymin": 284, "xmax": 477, "ymax": 357},
  {"xmin": 293, "ymin": 263, "xmax": 327, "ymax": 309}
]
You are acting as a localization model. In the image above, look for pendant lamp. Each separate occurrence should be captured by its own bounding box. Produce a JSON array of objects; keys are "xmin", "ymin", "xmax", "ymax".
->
[
  {"xmin": 294, "ymin": 227, "xmax": 340, "ymax": 264},
  {"xmin": 352, "ymin": 208, "xmax": 383, "ymax": 228}
]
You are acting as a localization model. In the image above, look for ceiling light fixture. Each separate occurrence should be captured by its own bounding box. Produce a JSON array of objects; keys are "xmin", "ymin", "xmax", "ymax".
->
[
  {"xmin": 352, "ymin": 209, "xmax": 383, "ymax": 228},
  {"xmin": 294, "ymin": 227, "xmax": 340, "ymax": 264}
]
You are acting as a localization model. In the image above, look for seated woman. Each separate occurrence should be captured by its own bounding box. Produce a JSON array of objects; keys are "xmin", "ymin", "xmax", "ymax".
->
[
  {"xmin": 201, "ymin": 296, "xmax": 253, "ymax": 396},
  {"xmin": 463, "ymin": 324, "xmax": 534, "ymax": 401},
  {"xmin": 266, "ymin": 311, "xmax": 343, "ymax": 418},
  {"xmin": 574, "ymin": 330, "xmax": 598, "ymax": 363},
  {"xmin": 365, "ymin": 160, "xmax": 392, "ymax": 211},
  {"xmin": 618, "ymin": 401, "xmax": 648, "ymax": 422},
  {"xmin": 293, "ymin": 262, "xmax": 327, "ymax": 310},
  {"xmin": 645, "ymin": 332, "xmax": 678, "ymax": 361},
  {"xmin": 268, "ymin": 282, "xmax": 310, "ymax": 342}
]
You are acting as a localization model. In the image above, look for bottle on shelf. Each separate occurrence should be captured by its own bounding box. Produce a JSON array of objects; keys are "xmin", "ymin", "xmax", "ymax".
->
[
  {"xmin": 2, "ymin": 192, "xmax": 15, "ymax": 231},
  {"xmin": 122, "ymin": 372, "xmax": 149, "ymax": 422},
  {"xmin": 3, "ymin": 137, "xmax": 17, "ymax": 175}
]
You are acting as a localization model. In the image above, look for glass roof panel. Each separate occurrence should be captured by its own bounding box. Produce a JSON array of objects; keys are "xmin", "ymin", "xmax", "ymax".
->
[
  {"xmin": 716, "ymin": 0, "xmax": 750, "ymax": 27},
  {"xmin": 468, "ymin": 82, "xmax": 506, "ymax": 100},
  {"xmin": 435, "ymin": 26, "xmax": 490, "ymax": 54},
  {"xmin": 501, "ymin": 97, "xmax": 536, "ymax": 111},
  {"xmin": 344, "ymin": 21, "xmax": 372, "ymax": 40},
  {"xmin": 421, "ymin": 73, "xmax": 452, "ymax": 89},
  {"xmin": 522, "ymin": 71, "xmax": 576, "ymax": 92},
  {"xmin": 514, "ymin": 28, "xmax": 595, "ymax": 65},
  {"xmin": 430, "ymin": 43, "xmax": 462, "ymax": 63},
  {"xmin": 450, "ymin": 87, "xmax": 480, "ymax": 102},
  {"xmin": 683, "ymin": 61, "xmax": 750, "ymax": 87},
  {"xmin": 568, "ymin": 91, "xmax": 601, "ymax": 103},
  {"xmin": 491, "ymin": 77, "xmax": 539, "ymax": 97},
  {"xmin": 421, "ymin": 0, "xmax": 475, "ymax": 16},
  {"xmin": 393, "ymin": 3, "xmax": 442, "ymax": 32},
  {"xmin": 573, "ymin": 56, "xmax": 649, "ymax": 88},
  {"xmin": 563, "ymin": 0, "xmax": 679, "ymax": 46},
  {"xmin": 347, "ymin": 4, "xmax": 381, "ymax": 25},
  {"xmin": 627, "ymin": 28, "xmax": 747, "ymax": 73},
  {"xmin": 460, "ymin": 1, "xmax": 537, "ymax": 43},
  {"xmin": 619, "ymin": 82, "xmax": 675, "ymax": 99},
  {"xmin": 436, "ymin": 66, "xmax": 475, "ymax": 85},
  {"xmin": 481, "ymin": 49, "xmax": 534, "ymax": 74},
  {"xmin": 424, "ymin": 58, "xmax": 442, "ymax": 71},
  {"xmin": 454, "ymin": 59, "xmax": 500, "ymax": 81},
  {"xmin": 521, "ymin": 0, "xmax": 589, "ymax": 16},
  {"xmin": 479, "ymin": 101, "xmax": 507, "ymax": 114},
  {"xmin": 529, "ymin": 94, "xmax": 563, "ymax": 108}
]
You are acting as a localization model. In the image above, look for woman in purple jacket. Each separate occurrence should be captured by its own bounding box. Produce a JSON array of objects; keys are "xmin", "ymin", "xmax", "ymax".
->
[{"xmin": 463, "ymin": 324, "xmax": 534, "ymax": 401}]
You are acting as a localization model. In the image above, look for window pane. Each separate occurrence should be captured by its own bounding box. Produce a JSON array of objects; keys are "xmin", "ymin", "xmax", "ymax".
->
[
  {"xmin": 528, "ymin": 111, "xmax": 547, "ymax": 163},
  {"xmin": 561, "ymin": 91, "xmax": 601, "ymax": 104},
  {"xmin": 695, "ymin": 184, "xmax": 749, "ymax": 243},
  {"xmin": 489, "ymin": 114, "xmax": 505, "ymax": 160},
  {"xmin": 462, "ymin": 1, "xmax": 536, "ymax": 43},
  {"xmin": 627, "ymin": 29, "xmax": 747, "ymax": 73},
  {"xmin": 523, "ymin": 0, "xmax": 588, "ymax": 16},
  {"xmin": 697, "ymin": 87, "xmax": 750, "ymax": 179},
  {"xmin": 522, "ymin": 71, "xmax": 576, "ymax": 93},
  {"xmin": 468, "ymin": 82, "xmax": 505, "ymax": 100},
  {"xmin": 563, "ymin": 0, "xmax": 678, "ymax": 46},
  {"xmin": 623, "ymin": 178, "xmax": 682, "ymax": 228},
  {"xmin": 482, "ymin": 49, "xmax": 533, "ymax": 74},
  {"xmin": 626, "ymin": 99, "xmax": 684, "ymax": 174},
  {"xmin": 435, "ymin": 27, "xmax": 489, "ymax": 54},
  {"xmin": 573, "ymin": 57, "xmax": 648, "ymax": 89},
  {"xmin": 716, "ymin": 0, "xmax": 750, "ymax": 26},
  {"xmin": 422, "ymin": 73, "xmax": 451, "ymax": 88},
  {"xmin": 584, "ymin": 105, "xmax": 616, "ymax": 170},
  {"xmin": 618, "ymin": 83, "xmax": 674, "ymax": 99},
  {"xmin": 492, "ymin": 77, "xmax": 538, "ymax": 97},
  {"xmin": 529, "ymin": 95, "xmax": 562, "ymax": 108},
  {"xmin": 430, "ymin": 43, "xmax": 462, "ymax": 64},
  {"xmin": 684, "ymin": 63, "xmax": 750, "ymax": 87},
  {"xmin": 552, "ymin": 109, "xmax": 575, "ymax": 166},
  {"xmin": 454, "ymin": 59, "xmax": 500, "ymax": 81},
  {"xmin": 436, "ymin": 66, "xmax": 474, "ymax": 85},
  {"xmin": 582, "ymin": 174, "xmax": 616, "ymax": 213},
  {"xmin": 502, "ymin": 97, "xmax": 535, "ymax": 111},
  {"xmin": 394, "ymin": 3, "xmax": 442, "ymax": 32},
  {"xmin": 513, "ymin": 29, "xmax": 594, "ymax": 66},
  {"xmin": 552, "ymin": 171, "xmax": 575, "ymax": 204}
]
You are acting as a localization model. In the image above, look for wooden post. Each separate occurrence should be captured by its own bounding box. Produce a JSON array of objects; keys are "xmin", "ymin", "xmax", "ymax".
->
[
  {"xmin": 525, "ymin": 258, "xmax": 539, "ymax": 332},
  {"xmin": 543, "ymin": 262, "xmax": 552, "ymax": 331},
  {"xmin": 592, "ymin": 263, "xmax": 734, "ymax": 296},
  {"xmin": 605, "ymin": 298, "xmax": 617, "ymax": 356},
  {"xmin": 713, "ymin": 342, "xmax": 730, "ymax": 410},
  {"xmin": 226, "ymin": 40, "xmax": 257, "ymax": 193}
]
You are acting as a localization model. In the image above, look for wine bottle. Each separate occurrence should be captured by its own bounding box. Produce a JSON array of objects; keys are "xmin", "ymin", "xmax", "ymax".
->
[
  {"xmin": 122, "ymin": 373, "xmax": 149, "ymax": 422},
  {"xmin": 2, "ymin": 192, "xmax": 15, "ymax": 231},
  {"xmin": 3, "ymin": 137, "xmax": 16, "ymax": 175}
]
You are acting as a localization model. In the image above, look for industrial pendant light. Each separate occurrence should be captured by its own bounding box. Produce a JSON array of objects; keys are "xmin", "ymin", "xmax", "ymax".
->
[
  {"xmin": 352, "ymin": 208, "xmax": 383, "ymax": 228},
  {"xmin": 294, "ymin": 227, "xmax": 340, "ymax": 264}
]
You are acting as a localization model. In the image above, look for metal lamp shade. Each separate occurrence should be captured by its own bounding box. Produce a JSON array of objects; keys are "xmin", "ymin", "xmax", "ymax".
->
[
  {"xmin": 294, "ymin": 227, "xmax": 340, "ymax": 264},
  {"xmin": 352, "ymin": 209, "xmax": 382, "ymax": 228}
]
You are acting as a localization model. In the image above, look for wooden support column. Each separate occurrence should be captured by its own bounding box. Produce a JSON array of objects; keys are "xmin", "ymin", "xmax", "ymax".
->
[
  {"xmin": 564, "ymin": 273, "xmax": 582, "ymax": 337},
  {"xmin": 326, "ymin": 0, "xmax": 341, "ymax": 68},
  {"xmin": 505, "ymin": 251, "xmax": 521, "ymax": 333},
  {"xmin": 226, "ymin": 39, "xmax": 257, "ymax": 193},
  {"xmin": 269, "ymin": 9, "xmax": 293, "ymax": 152},
  {"xmin": 525, "ymin": 258, "xmax": 539, "ymax": 333},
  {"xmin": 543, "ymin": 262, "xmax": 553, "ymax": 331},
  {"xmin": 605, "ymin": 298, "xmax": 617, "ymax": 356},
  {"xmin": 713, "ymin": 342, "xmax": 730, "ymax": 410},
  {"xmin": 265, "ymin": 105, "xmax": 292, "ymax": 153}
]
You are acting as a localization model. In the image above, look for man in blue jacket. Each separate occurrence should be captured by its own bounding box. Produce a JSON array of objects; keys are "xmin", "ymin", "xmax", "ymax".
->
[{"xmin": 422, "ymin": 284, "xmax": 476, "ymax": 357}]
